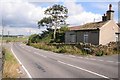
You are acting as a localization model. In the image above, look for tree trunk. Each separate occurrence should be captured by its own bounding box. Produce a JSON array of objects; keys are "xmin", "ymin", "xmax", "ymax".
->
[{"xmin": 53, "ymin": 26, "xmax": 57, "ymax": 40}]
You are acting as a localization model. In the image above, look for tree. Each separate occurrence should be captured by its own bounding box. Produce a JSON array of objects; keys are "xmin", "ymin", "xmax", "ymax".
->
[
  {"xmin": 38, "ymin": 17, "xmax": 53, "ymax": 28},
  {"xmin": 38, "ymin": 4, "xmax": 68, "ymax": 40},
  {"xmin": 28, "ymin": 34, "xmax": 41, "ymax": 44}
]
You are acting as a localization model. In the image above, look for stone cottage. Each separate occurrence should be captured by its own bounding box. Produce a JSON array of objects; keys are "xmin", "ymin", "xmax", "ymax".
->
[{"xmin": 65, "ymin": 4, "xmax": 120, "ymax": 45}]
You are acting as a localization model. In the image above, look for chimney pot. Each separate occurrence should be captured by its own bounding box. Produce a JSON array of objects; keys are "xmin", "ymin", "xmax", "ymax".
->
[
  {"xmin": 109, "ymin": 4, "xmax": 112, "ymax": 10},
  {"xmin": 104, "ymin": 14, "xmax": 105, "ymax": 16}
]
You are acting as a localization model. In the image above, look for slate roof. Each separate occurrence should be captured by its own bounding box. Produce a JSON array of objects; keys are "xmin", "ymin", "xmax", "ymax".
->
[{"xmin": 69, "ymin": 21, "xmax": 108, "ymax": 31}]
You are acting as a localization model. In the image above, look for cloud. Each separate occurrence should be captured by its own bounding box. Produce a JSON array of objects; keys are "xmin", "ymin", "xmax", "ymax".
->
[
  {"xmin": 67, "ymin": 11, "xmax": 102, "ymax": 26},
  {"xmin": 64, "ymin": 0, "xmax": 84, "ymax": 15},
  {"xmin": 64, "ymin": 0, "xmax": 102, "ymax": 26},
  {"xmin": 2, "ymin": 1, "xmax": 46, "ymax": 27}
]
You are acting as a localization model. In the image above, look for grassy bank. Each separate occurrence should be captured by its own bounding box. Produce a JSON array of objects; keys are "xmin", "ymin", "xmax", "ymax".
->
[
  {"xmin": 2, "ymin": 48, "xmax": 20, "ymax": 78},
  {"xmin": 28, "ymin": 42, "xmax": 119, "ymax": 56},
  {"xmin": 29, "ymin": 43, "xmax": 87, "ymax": 56}
]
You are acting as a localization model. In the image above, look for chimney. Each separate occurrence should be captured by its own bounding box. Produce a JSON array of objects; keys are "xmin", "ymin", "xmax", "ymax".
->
[
  {"xmin": 109, "ymin": 4, "xmax": 112, "ymax": 10},
  {"xmin": 106, "ymin": 4, "xmax": 114, "ymax": 20},
  {"xmin": 102, "ymin": 13, "xmax": 107, "ymax": 21}
]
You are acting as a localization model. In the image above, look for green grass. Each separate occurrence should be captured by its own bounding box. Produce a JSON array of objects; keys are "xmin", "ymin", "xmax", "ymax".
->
[
  {"xmin": 0, "ymin": 37, "xmax": 28, "ymax": 42},
  {"xmin": 3, "ymin": 48, "xmax": 21, "ymax": 78},
  {"xmin": 4, "ymin": 48, "xmax": 17, "ymax": 63},
  {"xmin": 30, "ymin": 43, "xmax": 87, "ymax": 56}
]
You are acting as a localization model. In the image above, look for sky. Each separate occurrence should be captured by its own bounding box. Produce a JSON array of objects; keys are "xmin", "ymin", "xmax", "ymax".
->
[{"xmin": 0, "ymin": 0, "xmax": 119, "ymax": 35}]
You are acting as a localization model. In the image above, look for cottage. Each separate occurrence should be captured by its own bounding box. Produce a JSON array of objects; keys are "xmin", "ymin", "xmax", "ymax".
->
[{"xmin": 65, "ymin": 4, "xmax": 120, "ymax": 45}]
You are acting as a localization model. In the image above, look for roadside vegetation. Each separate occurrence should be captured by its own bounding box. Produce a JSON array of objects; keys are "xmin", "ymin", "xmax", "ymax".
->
[
  {"xmin": 28, "ymin": 41, "xmax": 119, "ymax": 56},
  {"xmin": 2, "ymin": 47, "xmax": 21, "ymax": 78},
  {"xmin": 27, "ymin": 4, "xmax": 119, "ymax": 56}
]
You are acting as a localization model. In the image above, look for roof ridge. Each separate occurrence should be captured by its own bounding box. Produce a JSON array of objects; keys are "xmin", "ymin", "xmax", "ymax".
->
[{"xmin": 69, "ymin": 21, "xmax": 109, "ymax": 31}]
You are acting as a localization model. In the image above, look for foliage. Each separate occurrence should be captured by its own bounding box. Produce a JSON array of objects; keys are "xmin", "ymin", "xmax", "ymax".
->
[
  {"xmin": 38, "ymin": 4, "xmax": 68, "ymax": 40},
  {"xmin": 30, "ymin": 43, "xmax": 86, "ymax": 56},
  {"xmin": 38, "ymin": 17, "xmax": 53, "ymax": 28},
  {"xmin": 29, "ymin": 42, "xmax": 119, "ymax": 56},
  {"xmin": 28, "ymin": 34, "xmax": 41, "ymax": 44},
  {"xmin": 53, "ymin": 26, "xmax": 69, "ymax": 43},
  {"xmin": 28, "ymin": 26, "xmax": 69, "ymax": 44},
  {"xmin": 59, "ymin": 26, "xmax": 69, "ymax": 33}
]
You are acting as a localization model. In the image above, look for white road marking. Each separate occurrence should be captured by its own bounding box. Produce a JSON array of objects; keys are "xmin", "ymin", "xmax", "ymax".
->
[
  {"xmin": 88, "ymin": 58, "xmax": 96, "ymax": 60},
  {"xmin": 98, "ymin": 60, "xmax": 104, "ymax": 61},
  {"xmin": 40, "ymin": 54, "xmax": 47, "ymax": 58},
  {"xmin": 106, "ymin": 61, "xmax": 114, "ymax": 63},
  {"xmin": 58, "ymin": 60, "xmax": 109, "ymax": 79},
  {"xmin": 79, "ymin": 57, "xmax": 83, "ymax": 58},
  {"xmin": 69, "ymin": 55, "xmax": 75, "ymax": 57},
  {"xmin": 85, "ymin": 58, "xmax": 89, "ymax": 59},
  {"xmin": 11, "ymin": 47, "xmax": 32, "ymax": 79},
  {"xmin": 34, "ymin": 52, "xmax": 47, "ymax": 58},
  {"xmin": 67, "ymin": 53, "xmax": 119, "ymax": 64}
]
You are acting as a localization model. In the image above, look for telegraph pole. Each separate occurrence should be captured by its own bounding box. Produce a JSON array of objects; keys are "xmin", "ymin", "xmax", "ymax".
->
[
  {"xmin": 8, "ymin": 31, "xmax": 9, "ymax": 38},
  {"xmin": 1, "ymin": 25, "xmax": 4, "ymax": 78}
]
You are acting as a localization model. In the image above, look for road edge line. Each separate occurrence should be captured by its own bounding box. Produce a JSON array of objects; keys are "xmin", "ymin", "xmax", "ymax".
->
[
  {"xmin": 58, "ymin": 60, "xmax": 110, "ymax": 79},
  {"xmin": 11, "ymin": 47, "xmax": 32, "ymax": 78}
]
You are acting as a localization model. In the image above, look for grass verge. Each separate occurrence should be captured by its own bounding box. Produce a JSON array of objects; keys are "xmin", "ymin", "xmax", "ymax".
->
[
  {"xmin": 28, "ymin": 42, "xmax": 119, "ymax": 56},
  {"xmin": 2, "ymin": 47, "xmax": 21, "ymax": 78},
  {"xmin": 29, "ymin": 43, "xmax": 87, "ymax": 56}
]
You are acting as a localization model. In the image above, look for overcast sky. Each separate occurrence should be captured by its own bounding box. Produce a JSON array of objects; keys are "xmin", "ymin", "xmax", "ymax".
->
[{"xmin": 0, "ymin": 0, "xmax": 119, "ymax": 35}]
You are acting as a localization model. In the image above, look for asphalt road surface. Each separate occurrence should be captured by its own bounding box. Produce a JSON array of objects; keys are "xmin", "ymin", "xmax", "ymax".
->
[{"xmin": 11, "ymin": 42, "xmax": 119, "ymax": 79}]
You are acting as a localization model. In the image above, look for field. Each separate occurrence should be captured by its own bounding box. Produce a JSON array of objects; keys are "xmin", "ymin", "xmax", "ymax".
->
[{"xmin": 0, "ymin": 36, "xmax": 28, "ymax": 43}]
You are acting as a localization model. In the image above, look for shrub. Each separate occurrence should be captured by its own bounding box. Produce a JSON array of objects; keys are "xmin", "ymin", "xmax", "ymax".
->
[
  {"xmin": 95, "ymin": 51, "xmax": 104, "ymax": 56},
  {"xmin": 28, "ymin": 34, "xmax": 41, "ymax": 44}
]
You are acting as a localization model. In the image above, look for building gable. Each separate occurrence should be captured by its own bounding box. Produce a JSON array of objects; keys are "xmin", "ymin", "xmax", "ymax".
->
[{"xmin": 99, "ymin": 20, "xmax": 120, "ymax": 45}]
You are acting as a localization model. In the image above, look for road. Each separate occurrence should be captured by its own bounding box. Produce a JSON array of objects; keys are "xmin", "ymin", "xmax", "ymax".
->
[{"xmin": 11, "ymin": 42, "xmax": 119, "ymax": 79}]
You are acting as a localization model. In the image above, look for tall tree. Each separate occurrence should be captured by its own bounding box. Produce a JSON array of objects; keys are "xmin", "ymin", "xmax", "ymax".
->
[{"xmin": 38, "ymin": 4, "xmax": 68, "ymax": 40}]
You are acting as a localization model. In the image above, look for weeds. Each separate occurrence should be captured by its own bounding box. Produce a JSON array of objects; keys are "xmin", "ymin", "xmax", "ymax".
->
[
  {"xmin": 2, "ymin": 48, "xmax": 20, "ymax": 78},
  {"xmin": 28, "ymin": 42, "xmax": 119, "ymax": 56}
]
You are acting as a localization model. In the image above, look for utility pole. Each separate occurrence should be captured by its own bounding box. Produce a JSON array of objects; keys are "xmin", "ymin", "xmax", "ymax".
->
[
  {"xmin": 0, "ymin": 29, "xmax": 3, "ymax": 57},
  {"xmin": 1, "ymin": 25, "xmax": 4, "ymax": 78},
  {"xmin": 8, "ymin": 31, "xmax": 10, "ymax": 38}
]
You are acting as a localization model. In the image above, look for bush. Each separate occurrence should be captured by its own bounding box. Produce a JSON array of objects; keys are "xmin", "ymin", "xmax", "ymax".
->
[
  {"xmin": 28, "ymin": 34, "xmax": 41, "ymax": 44},
  {"xmin": 95, "ymin": 51, "xmax": 104, "ymax": 56}
]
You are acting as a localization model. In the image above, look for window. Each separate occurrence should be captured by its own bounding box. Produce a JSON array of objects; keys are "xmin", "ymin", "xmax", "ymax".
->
[
  {"xmin": 84, "ymin": 32, "xmax": 88, "ymax": 43},
  {"xmin": 116, "ymin": 34, "xmax": 118, "ymax": 42},
  {"xmin": 70, "ymin": 34, "xmax": 76, "ymax": 43}
]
